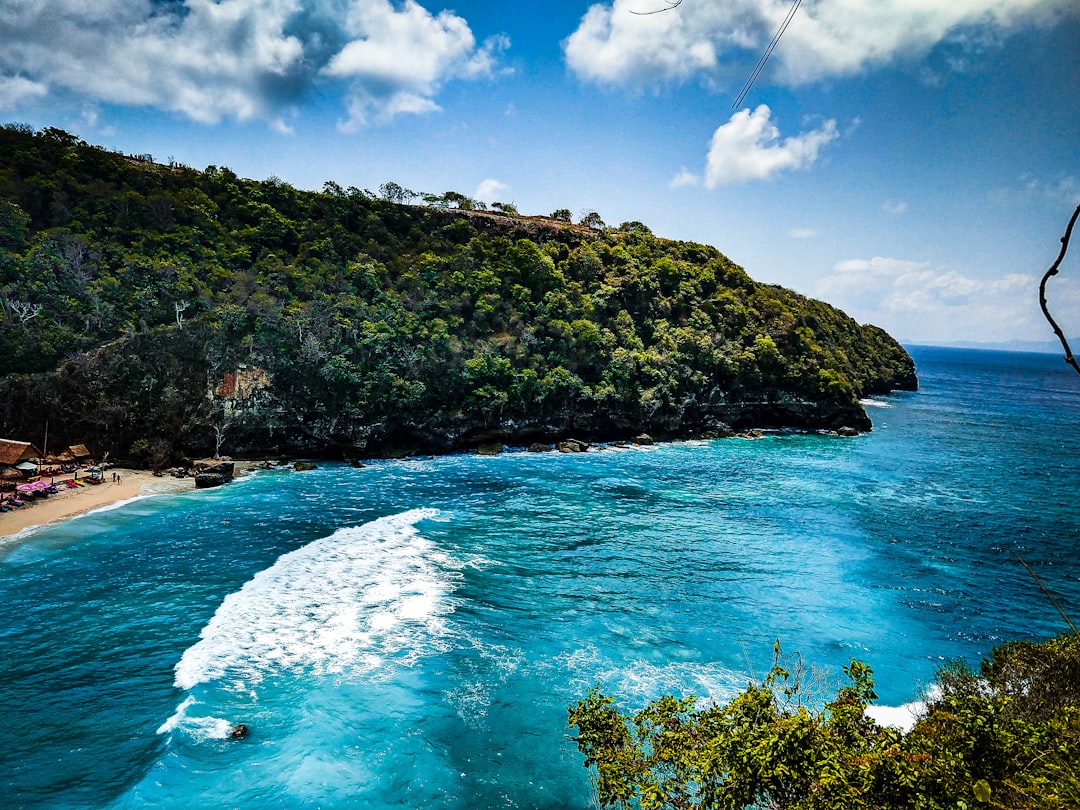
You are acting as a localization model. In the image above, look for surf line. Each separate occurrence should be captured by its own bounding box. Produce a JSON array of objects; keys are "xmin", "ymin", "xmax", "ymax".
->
[{"xmin": 160, "ymin": 509, "xmax": 449, "ymax": 736}]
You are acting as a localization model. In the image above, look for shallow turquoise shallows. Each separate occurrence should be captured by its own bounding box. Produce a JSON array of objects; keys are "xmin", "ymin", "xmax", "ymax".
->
[{"xmin": 2, "ymin": 346, "xmax": 1078, "ymax": 809}]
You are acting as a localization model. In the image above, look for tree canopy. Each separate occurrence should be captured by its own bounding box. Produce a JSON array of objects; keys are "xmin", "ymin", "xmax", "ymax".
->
[
  {"xmin": 0, "ymin": 124, "xmax": 914, "ymax": 463},
  {"xmin": 569, "ymin": 634, "xmax": 1080, "ymax": 810}
]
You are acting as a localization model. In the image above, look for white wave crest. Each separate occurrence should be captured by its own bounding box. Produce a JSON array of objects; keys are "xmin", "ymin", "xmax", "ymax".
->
[
  {"xmin": 865, "ymin": 699, "xmax": 926, "ymax": 732},
  {"xmin": 865, "ymin": 685, "xmax": 939, "ymax": 733},
  {"xmin": 157, "ymin": 695, "xmax": 234, "ymax": 740},
  {"xmin": 860, "ymin": 397, "xmax": 895, "ymax": 409},
  {"xmin": 173, "ymin": 509, "xmax": 449, "ymax": 691},
  {"xmin": 556, "ymin": 646, "xmax": 745, "ymax": 707}
]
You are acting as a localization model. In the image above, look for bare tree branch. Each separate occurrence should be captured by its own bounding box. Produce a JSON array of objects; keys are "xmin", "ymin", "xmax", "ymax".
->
[
  {"xmin": 631, "ymin": 0, "xmax": 682, "ymax": 14},
  {"xmin": 1039, "ymin": 203, "xmax": 1080, "ymax": 376},
  {"xmin": 1014, "ymin": 552, "xmax": 1080, "ymax": 639},
  {"xmin": 6, "ymin": 299, "xmax": 42, "ymax": 324}
]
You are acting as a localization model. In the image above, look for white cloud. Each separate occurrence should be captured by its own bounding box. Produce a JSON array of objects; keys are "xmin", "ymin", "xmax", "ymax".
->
[
  {"xmin": 669, "ymin": 167, "xmax": 700, "ymax": 188},
  {"xmin": 788, "ymin": 228, "xmax": 817, "ymax": 239},
  {"xmin": 0, "ymin": 75, "xmax": 47, "ymax": 109},
  {"xmin": 474, "ymin": 178, "xmax": 509, "ymax": 202},
  {"xmin": 833, "ymin": 257, "xmax": 930, "ymax": 276},
  {"xmin": 0, "ymin": 0, "xmax": 504, "ymax": 129},
  {"xmin": 565, "ymin": 0, "xmax": 1077, "ymax": 89},
  {"xmin": 704, "ymin": 105, "xmax": 838, "ymax": 186},
  {"xmin": 884, "ymin": 200, "xmax": 908, "ymax": 214},
  {"xmin": 816, "ymin": 255, "xmax": 1073, "ymax": 342},
  {"xmin": 991, "ymin": 173, "xmax": 1080, "ymax": 207}
]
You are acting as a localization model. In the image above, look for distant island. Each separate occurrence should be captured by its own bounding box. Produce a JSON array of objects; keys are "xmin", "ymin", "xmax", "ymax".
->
[{"xmin": 0, "ymin": 125, "xmax": 916, "ymax": 465}]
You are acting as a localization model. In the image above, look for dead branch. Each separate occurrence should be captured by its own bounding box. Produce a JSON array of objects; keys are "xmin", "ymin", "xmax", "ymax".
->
[
  {"xmin": 1013, "ymin": 552, "xmax": 1080, "ymax": 639},
  {"xmin": 631, "ymin": 0, "xmax": 682, "ymax": 14},
  {"xmin": 1039, "ymin": 203, "xmax": 1080, "ymax": 376}
]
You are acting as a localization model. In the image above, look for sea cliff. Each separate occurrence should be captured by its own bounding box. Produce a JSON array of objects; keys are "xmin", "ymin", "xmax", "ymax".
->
[{"xmin": 0, "ymin": 125, "xmax": 916, "ymax": 463}]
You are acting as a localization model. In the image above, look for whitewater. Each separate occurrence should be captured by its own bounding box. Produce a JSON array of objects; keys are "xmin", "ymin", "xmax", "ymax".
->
[{"xmin": 1, "ymin": 346, "xmax": 1078, "ymax": 808}]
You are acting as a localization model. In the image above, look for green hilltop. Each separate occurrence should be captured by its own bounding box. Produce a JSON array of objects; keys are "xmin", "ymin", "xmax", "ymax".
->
[{"xmin": 0, "ymin": 124, "xmax": 915, "ymax": 464}]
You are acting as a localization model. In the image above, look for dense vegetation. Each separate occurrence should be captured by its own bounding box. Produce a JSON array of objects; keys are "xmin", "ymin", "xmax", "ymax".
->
[
  {"xmin": 0, "ymin": 124, "xmax": 915, "ymax": 464},
  {"xmin": 569, "ymin": 634, "xmax": 1080, "ymax": 809}
]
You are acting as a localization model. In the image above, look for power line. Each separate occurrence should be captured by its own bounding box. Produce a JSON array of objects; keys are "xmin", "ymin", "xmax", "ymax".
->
[{"xmin": 732, "ymin": 0, "xmax": 801, "ymax": 110}]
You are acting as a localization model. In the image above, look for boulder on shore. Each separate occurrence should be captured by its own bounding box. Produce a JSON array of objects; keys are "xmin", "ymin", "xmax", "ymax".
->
[
  {"xmin": 476, "ymin": 443, "xmax": 504, "ymax": 456},
  {"xmin": 631, "ymin": 433, "xmax": 654, "ymax": 446},
  {"xmin": 556, "ymin": 439, "xmax": 590, "ymax": 453},
  {"xmin": 294, "ymin": 461, "xmax": 318, "ymax": 471},
  {"xmin": 836, "ymin": 426, "xmax": 861, "ymax": 437},
  {"xmin": 528, "ymin": 443, "xmax": 553, "ymax": 453},
  {"xmin": 195, "ymin": 472, "xmax": 227, "ymax": 488},
  {"xmin": 193, "ymin": 459, "xmax": 234, "ymax": 488}
]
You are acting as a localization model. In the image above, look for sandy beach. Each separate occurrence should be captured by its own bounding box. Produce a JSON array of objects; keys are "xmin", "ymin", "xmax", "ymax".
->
[{"xmin": 0, "ymin": 469, "xmax": 196, "ymax": 538}]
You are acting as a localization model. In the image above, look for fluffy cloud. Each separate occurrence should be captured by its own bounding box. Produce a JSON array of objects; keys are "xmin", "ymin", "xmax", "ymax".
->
[
  {"xmin": 0, "ymin": 75, "xmax": 47, "ymax": 110},
  {"xmin": 668, "ymin": 167, "xmax": 700, "ymax": 188},
  {"xmin": 474, "ymin": 178, "xmax": 509, "ymax": 202},
  {"xmin": 704, "ymin": 105, "xmax": 837, "ymax": 186},
  {"xmin": 565, "ymin": 0, "xmax": 1076, "ymax": 89},
  {"xmin": 0, "ymin": 0, "xmax": 503, "ymax": 129},
  {"xmin": 816, "ymin": 256, "xmax": 1074, "ymax": 342}
]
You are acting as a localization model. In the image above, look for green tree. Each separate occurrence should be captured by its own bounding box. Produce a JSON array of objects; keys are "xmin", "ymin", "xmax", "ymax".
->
[
  {"xmin": 569, "ymin": 635, "xmax": 1080, "ymax": 810},
  {"xmin": 581, "ymin": 210, "xmax": 606, "ymax": 230}
]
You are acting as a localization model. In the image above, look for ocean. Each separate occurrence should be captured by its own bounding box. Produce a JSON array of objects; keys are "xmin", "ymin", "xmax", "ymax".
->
[{"xmin": 1, "ymin": 345, "xmax": 1078, "ymax": 809}]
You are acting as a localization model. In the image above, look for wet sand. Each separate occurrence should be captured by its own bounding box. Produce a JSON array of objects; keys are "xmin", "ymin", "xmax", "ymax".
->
[{"xmin": 0, "ymin": 469, "xmax": 195, "ymax": 538}]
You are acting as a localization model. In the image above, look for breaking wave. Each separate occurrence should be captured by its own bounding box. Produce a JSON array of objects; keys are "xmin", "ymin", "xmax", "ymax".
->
[{"xmin": 169, "ymin": 508, "xmax": 450, "ymax": 696}]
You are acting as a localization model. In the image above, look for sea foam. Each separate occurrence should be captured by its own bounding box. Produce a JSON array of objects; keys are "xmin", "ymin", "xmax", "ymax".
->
[{"xmin": 172, "ymin": 508, "xmax": 448, "ymax": 692}]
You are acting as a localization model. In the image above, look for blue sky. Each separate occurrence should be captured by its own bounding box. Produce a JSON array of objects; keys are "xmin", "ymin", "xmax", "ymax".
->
[{"xmin": 2, "ymin": 0, "xmax": 1078, "ymax": 345}]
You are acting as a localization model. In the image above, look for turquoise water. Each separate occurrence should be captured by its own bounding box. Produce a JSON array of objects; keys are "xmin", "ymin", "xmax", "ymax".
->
[{"xmin": 2, "ymin": 346, "xmax": 1078, "ymax": 809}]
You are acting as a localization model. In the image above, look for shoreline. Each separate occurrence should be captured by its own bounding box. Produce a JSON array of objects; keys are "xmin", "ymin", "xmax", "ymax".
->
[{"xmin": 0, "ymin": 469, "xmax": 195, "ymax": 540}]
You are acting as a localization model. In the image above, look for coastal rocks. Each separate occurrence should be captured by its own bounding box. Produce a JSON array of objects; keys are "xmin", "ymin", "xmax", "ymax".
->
[
  {"xmin": 476, "ymin": 443, "xmax": 504, "ymax": 456},
  {"xmin": 527, "ymin": 443, "xmax": 553, "ymax": 453},
  {"xmin": 193, "ymin": 459, "xmax": 235, "ymax": 489},
  {"xmin": 229, "ymin": 723, "xmax": 250, "ymax": 740},
  {"xmin": 835, "ymin": 426, "xmax": 861, "ymax": 437},
  {"xmin": 293, "ymin": 462, "xmax": 318, "ymax": 471},
  {"xmin": 631, "ymin": 434, "xmax": 654, "ymax": 446},
  {"xmin": 557, "ymin": 439, "xmax": 590, "ymax": 453}
]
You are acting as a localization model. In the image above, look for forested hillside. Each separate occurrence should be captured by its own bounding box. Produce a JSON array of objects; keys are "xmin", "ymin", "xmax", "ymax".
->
[{"xmin": 0, "ymin": 125, "xmax": 915, "ymax": 464}]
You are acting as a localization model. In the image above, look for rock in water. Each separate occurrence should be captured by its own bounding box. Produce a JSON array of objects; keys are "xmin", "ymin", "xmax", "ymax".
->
[
  {"xmin": 194, "ymin": 472, "xmax": 227, "ymax": 488},
  {"xmin": 556, "ymin": 439, "xmax": 590, "ymax": 453}
]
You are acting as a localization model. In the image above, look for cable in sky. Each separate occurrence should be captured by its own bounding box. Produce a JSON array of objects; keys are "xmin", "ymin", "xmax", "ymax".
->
[{"xmin": 732, "ymin": 0, "xmax": 801, "ymax": 110}]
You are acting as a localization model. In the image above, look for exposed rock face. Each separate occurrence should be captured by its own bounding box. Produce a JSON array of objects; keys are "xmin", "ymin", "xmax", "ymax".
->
[
  {"xmin": 557, "ymin": 439, "xmax": 590, "ymax": 453},
  {"xmin": 193, "ymin": 458, "xmax": 234, "ymax": 488},
  {"xmin": 476, "ymin": 443, "xmax": 503, "ymax": 456},
  {"xmin": 631, "ymin": 434, "xmax": 654, "ymax": 446},
  {"xmin": 293, "ymin": 461, "xmax": 318, "ymax": 471},
  {"xmin": 195, "ymin": 472, "xmax": 227, "ymax": 488}
]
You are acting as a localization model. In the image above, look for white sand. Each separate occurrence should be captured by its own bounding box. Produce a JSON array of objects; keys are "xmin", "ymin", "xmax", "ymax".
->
[{"xmin": 0, "ymin": 469, "xmax": 195, "ymax": 538}]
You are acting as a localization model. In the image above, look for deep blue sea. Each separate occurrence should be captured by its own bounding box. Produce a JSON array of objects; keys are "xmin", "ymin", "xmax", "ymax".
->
[{"xmin": 2, "ymin": 346, "xmax": 1078, "ymax": 809}]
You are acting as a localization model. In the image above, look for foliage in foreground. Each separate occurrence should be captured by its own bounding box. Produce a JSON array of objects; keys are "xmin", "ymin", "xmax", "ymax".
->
[{"xmin": 569, "ymin": 635, "xmax": 1080, "ymax": 809}]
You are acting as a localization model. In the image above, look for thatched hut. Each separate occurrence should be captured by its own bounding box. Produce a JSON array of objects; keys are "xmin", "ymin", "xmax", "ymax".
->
[{"xmin": 0, "ymin": 439, "xmax": 44, "ymax": 488}]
